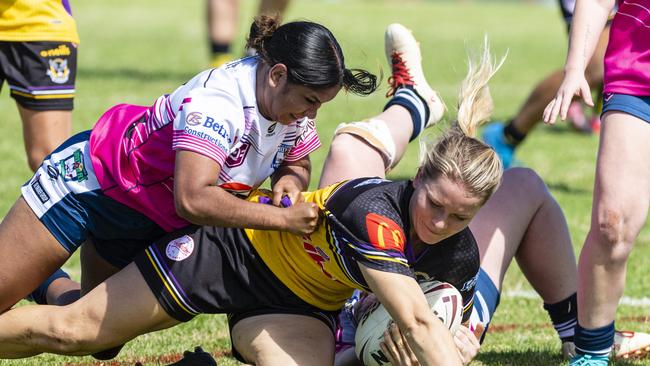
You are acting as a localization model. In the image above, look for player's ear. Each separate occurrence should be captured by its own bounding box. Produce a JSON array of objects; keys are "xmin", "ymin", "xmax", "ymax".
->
[{"xmin": 268, "ymin": 63, "xmax": 288, "ymax": 88}]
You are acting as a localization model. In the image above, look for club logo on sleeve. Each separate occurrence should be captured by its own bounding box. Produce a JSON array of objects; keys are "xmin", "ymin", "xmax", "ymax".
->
[
  {"xmin": 165, "ymin": 235, "xmax": 195, "ymax": 261},
  {"xmin": 365, "ymin": 213, "xmax": 405, "ymax": 252}
]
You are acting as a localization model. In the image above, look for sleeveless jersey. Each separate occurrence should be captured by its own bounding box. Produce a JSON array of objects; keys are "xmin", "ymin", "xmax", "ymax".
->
[
  {"xmin": 604, "ymin": 0, "xmax": 650, "ymax": 96},
  {"xmin": 89, "ymin": 56, "xmax": 320, "ymax": 231},
  {"xmin": 246, "ymin": 178, "xmax": 480, "ymax": 311},
  {"xmin": 0, "ymin": 0, "xmax": 79, "ymax": 43}
]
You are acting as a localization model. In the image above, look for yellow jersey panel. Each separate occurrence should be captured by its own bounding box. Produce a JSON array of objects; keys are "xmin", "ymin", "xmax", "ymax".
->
[
  {"xmin": 245, "ymin": 182, "xmax": 358, "ymax": 311},
  {"xmin": 0, "ymin": 0, "xmax": 79, "ymax": 42}
]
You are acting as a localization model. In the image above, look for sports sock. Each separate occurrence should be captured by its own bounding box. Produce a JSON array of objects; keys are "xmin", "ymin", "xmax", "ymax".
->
[
  {"xmin": 503, "ymin": 119, "xmax": 526, "ymax": 146},
  {"xmin": 210, "ymin": 42, "xmax": 231, "ymax": 56},
  {"xmin": 574, "ymin": 321, "xmax": 615, "ymax": 357},
  {"xmin": 543, "ymin": 293, "xmax": 577, "ymax": 343},
  {"xmin": 383, "ymin": 87, "xmax": 429, "ymax": 141},
  {"xmin": 26, "ymin": 268, "xmax": 71, "ymax": 305}
]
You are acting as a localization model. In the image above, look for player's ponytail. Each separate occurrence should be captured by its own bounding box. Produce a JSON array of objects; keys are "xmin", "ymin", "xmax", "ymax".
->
[
  {"xmin": 245, "ymin": 14, "xmax": 281, "ymax": 59},
  {"xmin": 246, "ymin": 15, "xmax": 378, "ymax": 96},
  {"xmin": 419, "ymin": 37, "xmax": 505, "ymax": 203}
]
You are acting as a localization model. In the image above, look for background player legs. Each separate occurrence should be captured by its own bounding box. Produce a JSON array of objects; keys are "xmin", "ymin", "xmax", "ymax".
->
[
  {"xmin": 208, "ymin": 0, "xmax": 290, "ymax": 67},
  {"xmin": 208, "ymin": 0, "xmax": 239, "ymax": 67},
  {"xmin": 231, "ymin": 314, "xmax": 335, "ymax": 366},
  {"xmin": 17, "ymin": 106, "xmax": 72, "ymax": 172},
  {"xmin": 483, "ymin": 27, "xmax": 609, "ymax": 168}
]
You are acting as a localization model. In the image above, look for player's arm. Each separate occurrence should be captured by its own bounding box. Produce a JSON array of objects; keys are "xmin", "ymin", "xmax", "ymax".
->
[
  {"xmin": 566, "ymin": 0, "xmax": 615, "ymax": 73},
  {"xmin": 174, "ymin": 150, "xmax": 319, "ymax": 235},
  {"xmin": 544, "ymin": 0, "xmax": 615, "ymax": 123},
  {"xmin": 359, "ymin": 265, "xmax": 463, "ymax": 366},
  {"xmin": 271, "ymin": 155, "xmax": 311, "ymax": 206}
]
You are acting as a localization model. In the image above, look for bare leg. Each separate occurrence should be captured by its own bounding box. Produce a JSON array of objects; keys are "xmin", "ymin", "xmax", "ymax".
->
[
  {"xmin": 232, "ymin": 313, "xmax": 335, "ymax": 366},
  {"xmin": 470, "ymin": 168, "xmax": 576, "ymax": 303},
  {"xmin": 0, "ymin": 263, "xmax": 178, "ymax": 357},
  {"xmin": 0, "ymin": 198, "xmax": 71, "ymax": 312},
  {"xmin": 208, "ymin": 0, "xmax": 239, "ymax": 47},
  {"xmin": 45, "ymin": 277, "xmax": 80, "ymax": 306},
  {"xmin": 17, "ymin": 106, "xmax": 71, "ymax": 172},
  {"xmin": 578, "ymin": 112, "xmax": 650, "ymax": 329},
  {"xmin": 80, "ymin": 240, "xmax": 121, "ymax": 295}
]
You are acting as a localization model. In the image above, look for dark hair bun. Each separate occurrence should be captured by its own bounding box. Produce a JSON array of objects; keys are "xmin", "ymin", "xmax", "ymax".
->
[{"xmin": 246, "ymin": 14, "xmax": 281, "ymax": 56}]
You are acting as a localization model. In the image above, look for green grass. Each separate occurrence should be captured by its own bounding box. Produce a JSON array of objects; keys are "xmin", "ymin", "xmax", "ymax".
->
[{"xmin": 1, "ymin": 0, "xmax": 649, "ymax": 364}]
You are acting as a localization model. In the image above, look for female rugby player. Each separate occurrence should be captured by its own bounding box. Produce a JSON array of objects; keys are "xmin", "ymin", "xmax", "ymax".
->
[
  {"xmin": 0, "ymin": 23, "xmax": 503, "ymax": 366},
  {"xmin": 0, "ymin": 15, "xmax": 378, "ymax": 316},
  {"xmin": 545, "ymin": 0, "xmax": 650, "ymax": 364}
]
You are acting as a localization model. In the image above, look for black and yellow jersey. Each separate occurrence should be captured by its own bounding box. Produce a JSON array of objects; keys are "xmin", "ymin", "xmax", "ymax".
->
[
  {"xmin": 0, "ymin": 0, "xmax": 79, "ymax": 43},
  {"xmin": 135, "ymin": 177, "xmax": 480, "ymax": 322},
  {"xmin": 246, "ymin": 178, "xmax": 479, "ymax": 312}
]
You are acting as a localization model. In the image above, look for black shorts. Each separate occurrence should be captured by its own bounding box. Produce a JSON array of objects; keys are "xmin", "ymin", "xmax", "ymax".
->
[
  {"xmin": 134, "ymin": 224, "xmax": 337, "ymax": 320},
  {"xmin": 134, "ymin": 225, "xmax": 337, "ymax": 363},
  {"xmin": 0, "ymin": 41, "xmax": 77, "ymax": 110}
]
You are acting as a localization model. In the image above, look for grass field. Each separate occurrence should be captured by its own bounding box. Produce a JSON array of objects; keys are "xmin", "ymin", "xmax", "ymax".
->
[{"xmin": 1, "ymin": 0, "xmax": 649, "ymax": 364}]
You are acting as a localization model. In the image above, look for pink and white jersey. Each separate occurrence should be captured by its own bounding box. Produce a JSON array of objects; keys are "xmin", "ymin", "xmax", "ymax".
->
[
  {"xmin": 604, "ymin": 0, "xmax": 650, "ymax": 96},
  {"xmin": 89, "ymin": 57, "xmax": 321, "ymax": 231}
]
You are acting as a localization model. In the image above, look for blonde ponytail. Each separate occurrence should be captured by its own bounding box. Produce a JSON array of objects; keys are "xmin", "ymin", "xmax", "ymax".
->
[{"xmin": 419, "ymin": 37, "xmax": 506, "ymax": 203}]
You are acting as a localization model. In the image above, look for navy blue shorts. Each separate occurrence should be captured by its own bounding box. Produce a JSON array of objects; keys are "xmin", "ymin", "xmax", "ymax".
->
[
  {"xmin": 602, "ymin": 93, "xmax": 650, "ymax": 124},
  {"xmin": 21, "ymin": 131, "xmax": 167, "ymax": 267}
]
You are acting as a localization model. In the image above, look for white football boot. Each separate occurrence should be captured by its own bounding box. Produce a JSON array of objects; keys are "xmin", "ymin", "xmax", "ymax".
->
[
  {"xmin": 384, "ymin": 23, "xmax": 446, "ymax": 127},
  {"xmin": 613, "ymin": 330, "xmax": 650, "ymax": 360}
]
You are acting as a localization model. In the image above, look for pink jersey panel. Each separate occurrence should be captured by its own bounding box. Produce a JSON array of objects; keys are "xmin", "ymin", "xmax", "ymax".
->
[
  {"xmin": 90, "ymin": 104, "xmax": 187, "ymax": 231},
  {"xmin": 604, "ymin": 0, "xmax": 650, "ymax": 96}
]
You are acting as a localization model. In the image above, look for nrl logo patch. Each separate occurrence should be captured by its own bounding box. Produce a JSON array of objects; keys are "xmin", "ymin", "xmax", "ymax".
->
[
  {"xmin": 46, "ymin": 58, "xmax": 70, "ymax": 84},
  {"xmin": 165, "ymin": 235, "xmax": 195, "ymax": 261}
]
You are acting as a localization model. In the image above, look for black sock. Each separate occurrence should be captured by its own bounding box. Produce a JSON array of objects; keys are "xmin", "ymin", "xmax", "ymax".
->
[
  {"xmin": 503, "ymin": 120, "xmax": 526, "ymax": 146},
  {"xmin": 211, "ymin": 42, "xmax": 231, "ymax": 56},
  {"xmin": 543, "ymin": 293, "xmax": 577, "ymax": 343}
]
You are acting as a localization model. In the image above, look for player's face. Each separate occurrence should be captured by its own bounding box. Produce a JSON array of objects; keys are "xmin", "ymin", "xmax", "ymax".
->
[
  {"xmin": 409, "ymin": 174, "xmax": 483, "ymax": 245},
  {"xmin": 260, "ymin": 63, "xmax": 341, "ymax": 124}
]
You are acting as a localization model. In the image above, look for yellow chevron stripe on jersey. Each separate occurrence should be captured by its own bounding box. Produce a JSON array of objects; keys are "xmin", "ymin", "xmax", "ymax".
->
[
  {"xmin": 0, "ymin": 0, "xmax": 80, "ymax": 42},
  {"xmin": 244, "ymin": 181, "xmax": 362, "ymax": 311},
  {"xmin": 144, "ymin": 248, "xmax": 199, "ymax": 317}
]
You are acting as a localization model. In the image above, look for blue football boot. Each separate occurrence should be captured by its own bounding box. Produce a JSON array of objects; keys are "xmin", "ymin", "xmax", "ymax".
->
[
  {"xmin": 569, "ymin": 354, "xmax": 610, "ymax": 366},
  {"xmin": 481, "ymin": 122, "xmax": 516, "ymax": 169}
]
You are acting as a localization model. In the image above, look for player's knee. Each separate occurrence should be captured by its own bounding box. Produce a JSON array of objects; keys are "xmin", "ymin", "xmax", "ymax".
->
[
  {"xmin": 503, "ymin": 167, "xmax": 547, "ymax": 200},
  {"xmin": 27, "ymin": 153, "xmax": 45, "ymax": 172},
  {"xmin": 591, "ymin": 206, "xmax": 635, "ymax": 262},
  {"xmin": 26, "ymin": 145, "xmax": 53, "ymax": 172},
  {"xmin": 46, "ymin": 309, "xmax": 107, "ymax": 355}
]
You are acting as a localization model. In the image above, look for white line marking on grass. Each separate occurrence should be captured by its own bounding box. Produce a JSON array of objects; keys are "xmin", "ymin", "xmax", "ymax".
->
[{"xmin": 503, "ymin": 290, "xmax": 650, "ymax": 307}]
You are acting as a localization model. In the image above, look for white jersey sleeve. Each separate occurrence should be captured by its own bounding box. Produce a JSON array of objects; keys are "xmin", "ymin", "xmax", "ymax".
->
[
  {"xmin": 284, "ymin": 118, "xmax": 321, "ymax": 162},
  {"xmin": 172, "ymin": 86, "xmax": 244, "ymax": 167}
]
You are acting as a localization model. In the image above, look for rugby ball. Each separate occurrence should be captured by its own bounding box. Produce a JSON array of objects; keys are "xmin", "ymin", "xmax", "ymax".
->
[{"xmin": 354, "ymin": 280, "xmax": 463, "ymax": 366}]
